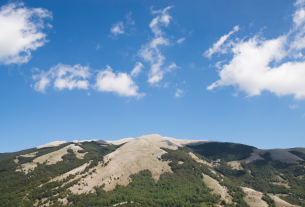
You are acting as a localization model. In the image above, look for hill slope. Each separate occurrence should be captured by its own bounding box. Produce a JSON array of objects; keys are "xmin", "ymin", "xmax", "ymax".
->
[{"xmin": 0, "ymin": 134, "xmax": 304, "ymax": 207}]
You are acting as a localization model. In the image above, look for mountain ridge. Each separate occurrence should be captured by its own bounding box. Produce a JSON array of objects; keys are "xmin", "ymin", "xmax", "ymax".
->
[{"xmin": 1, "ymin": 134, "xmax": 305, "ymax": 207}]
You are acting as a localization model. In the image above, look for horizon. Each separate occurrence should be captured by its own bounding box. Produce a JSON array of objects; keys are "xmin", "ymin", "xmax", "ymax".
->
[
  {"xmin": 0, "ymin": 134, "xmax": 301, "ymax": 154},
  {"xmin": 1, "ymin": 0, "xmax": 305, "ymax": 153}
]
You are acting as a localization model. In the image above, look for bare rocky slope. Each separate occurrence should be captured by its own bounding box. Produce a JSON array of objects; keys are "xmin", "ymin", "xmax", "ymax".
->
[{"xmin": 0, "ymin": 134, "xmax": 304, "ymax": 207}]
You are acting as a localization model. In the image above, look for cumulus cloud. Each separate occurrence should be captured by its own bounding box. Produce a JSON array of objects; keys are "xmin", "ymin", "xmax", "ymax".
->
[
  {"xmin": 203, "ymin": 26, "xmax": 239, "ymax": 59},
  {"xmin": 130, "ymin": 62, "xmax": 144, "ymax": 77},
  {"xmin": 32, "ymin": 63, "xmax": 145, "ymax": 98},
  {"xmin": 177, "ymin": 38, "xmax": 185, "ymax": 44},
  {"xmin": 0, "ymin": 2, "xmax": 52, "ymax": 65},
  {"xmin": 94, "ymin": 65, "xmax": 145, "ymax": 98},
  {"xmin": 205, "ymin": 1, "xmax": 305, "ymax": 99},
  {"xmin": 139, "ymin": 6, "xmax": 178, "ymax": 85},
  {"xmin": 175, "ymin": 89, "xmax": 184, "ymax": 98},
  {"xmin": 32, "ymin": 64, "xmax": 91, "ymax": 93}
]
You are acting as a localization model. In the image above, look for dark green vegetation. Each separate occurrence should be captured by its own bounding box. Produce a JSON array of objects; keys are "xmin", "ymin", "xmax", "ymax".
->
[
  {"xmin": 187, "ymin": 143, "xmax": 305, "ymax": 206},
  {"xmin": 0, "ymin": 141, "xmax": 304, "ymax": 206},
  {"xmin": 261, "ymin": 194, "xmax": 275, "ymax": 207},
  {"xmin": 0, "ymin": 142, "xmax": 119, "ymax": 207},
  {"xmin": 187, "ymin": 142, "xmax": 255, "ymax": 162},
  {"xmin": 0, "ymin": 153, "xmax": 12, "ymax": 161},
  {"xmin": 209, "ymin": 151, "xmax": 305, "ymax": 206}
]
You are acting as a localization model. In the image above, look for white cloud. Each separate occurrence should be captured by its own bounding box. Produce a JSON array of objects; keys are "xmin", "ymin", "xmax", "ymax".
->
[
  {"xmin": 177, "ymin": 38, "xmax": 185, "ymax": 44},
  {"xmin": 139, "ymin": 6, "xmax": 177, "ymax": 85},
  {"xmin": 94, "ymin": 66, "xmax": 145, "ymax": 98},
  {"xmin": 96, "ymin": 44, "xmax": 101, "ymax": 50},
  {"xmin": 189, "ymin": 63, "xmax": 195, "ymax": 68},
  {"xmin": 125, "ymin": 12, "xmax": 135, "ymax": 25},
  {"xmin": 164, "ymin": 82, "xmax": 170, "ymax": 88},
  {"xmin": 0, "ymin": 2, "xmax": 52, "ymax": 65},
  {"xmin": 110, "ymin": 21, "xmax": 124, "ymax": 36},
  {"xmin": 205, "ymin": 1, "xmax": 305, "ymax": 100},
  {"xmin": 130, "ymin": 62, "xmax": 144, "ymax": 77},
  {"xmin": 32, "ymin": 70, "xmax": 50, "ymax": 93},
  {"xmin": 166, "ymin": 63, "xmax": 179, "ymax": 72},
  {"xmin": 175, "ymin": 89, "xmax": 184, "ymax": 98},
  {"xmin": 110, "ymin": 12, "xmax": 135, "ymax": 38},
  {"xmin": 32, "ymin": 64, "xmax": 91, "ymax": 93},
  {"xmin": 215, "ymin": 60, "xmax": 226, "ymax": 69},
  {"xmin": 46, "ymin": 23, "xmax": 53, "ymax": 28},
  {"xmin": 289, "ymin": 104, "xmax": 298, "ymax": 109},
  {"xmin": 203, "ymin": 25, "xmax": 239, "ymax": 59},
  {"xmin": 32, "ymin": 63, "xmax": 145, "ymax": 98}
]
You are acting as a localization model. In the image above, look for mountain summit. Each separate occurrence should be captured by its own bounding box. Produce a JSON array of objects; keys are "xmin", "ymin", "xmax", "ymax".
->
[{"xmin": 0, "ymin": 134, "xmax": 304, "ymax": 207}]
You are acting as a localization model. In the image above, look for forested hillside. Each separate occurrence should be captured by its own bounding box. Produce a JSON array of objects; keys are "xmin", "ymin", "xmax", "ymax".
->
[{"xmin": 0, "ymin": 136, "xmax": 304, "ymax": 207}]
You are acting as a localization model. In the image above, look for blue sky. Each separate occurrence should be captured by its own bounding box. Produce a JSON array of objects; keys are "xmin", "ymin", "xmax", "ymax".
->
[{"xmin": 1, "ymin": 0, "xmax": 305, "ymax": 152}]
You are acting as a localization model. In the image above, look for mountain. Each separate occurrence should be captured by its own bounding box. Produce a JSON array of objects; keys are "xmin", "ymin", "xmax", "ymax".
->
[{"xmin": 0, "ymin": 134, "xmax": 304, "ymax": 207}]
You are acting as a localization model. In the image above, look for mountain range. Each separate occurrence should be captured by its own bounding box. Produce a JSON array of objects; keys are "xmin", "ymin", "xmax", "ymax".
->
[{"xmin": 1, "ymin": 134, "xmax": 305, "ymax": 207}]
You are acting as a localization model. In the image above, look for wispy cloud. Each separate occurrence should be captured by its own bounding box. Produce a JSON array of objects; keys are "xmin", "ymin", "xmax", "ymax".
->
[
  {"xmin": 175, "ymin": 89, "xmax": 184, "ymax": 98},
  {"xmin": 110, "ymin": 21, "xmax": 124, "ymax": 36},
  {"xmin": 130, "ymin": 62, "xmax": 144, "ymax": 77},
  {"xmin": 164, "ymin": 82, "xmax": 170, "ymax": 88},
  {"xmin": 0, "ymin": 2, "xmax": 52, "ymax": 65},
  {"xmin": 205, "ymin": 0, "xmax": 305, "ymax": 100},
  {"xmin": 177, "ymin": 38, "xmax": 185, "ymax": 44},
  {"xmin": 125, "ymin": 12, "xmax": 135, "ymax": 25},
  {"xmin": 289, "ymin": 104, "xmax": 298, "ymax": 109},
  {"xmin": 139, "ymin": 6, "xmax": 178, "ymax": 85},
  {"xmin": 203, "ymin": 26, "xmax": 239, "ymax": 59},
  {"xmin": 110, "ymin": 12, "xmax": 136, "ymax": 38},
  {"xmin": 96, "ymin": 44, "xmax": 101, "ymax": 50}
]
